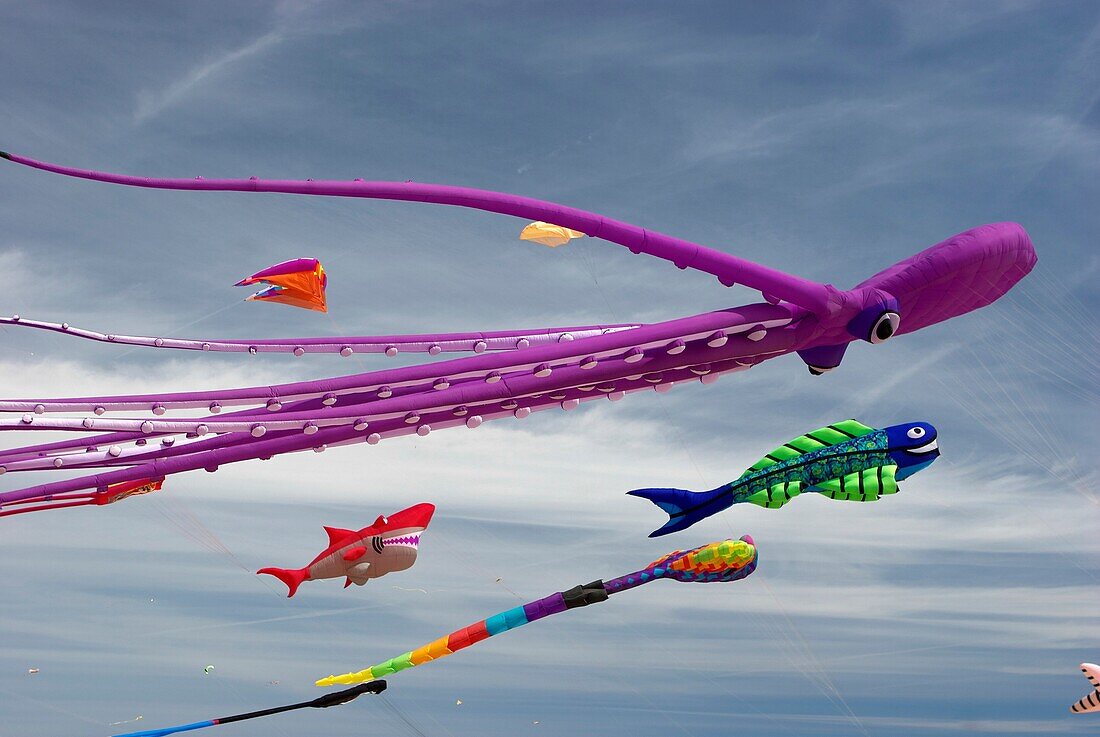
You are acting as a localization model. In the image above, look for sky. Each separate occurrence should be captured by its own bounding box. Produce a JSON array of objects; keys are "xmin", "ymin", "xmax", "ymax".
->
[{"xmin": 0, "ymin": 1, "xmax": 1098, "ymax": 735}]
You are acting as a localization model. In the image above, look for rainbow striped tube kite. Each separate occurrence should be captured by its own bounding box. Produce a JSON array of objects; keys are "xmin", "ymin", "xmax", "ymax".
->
[{"xmin": 316, "ymin": 535, "xmax": 758, "ymax": 687}]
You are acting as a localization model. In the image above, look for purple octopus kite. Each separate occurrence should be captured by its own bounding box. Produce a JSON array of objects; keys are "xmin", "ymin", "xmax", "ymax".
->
[{"xmin": 0, "ymin": 151, "xmax": 1036, "ymax": 516}]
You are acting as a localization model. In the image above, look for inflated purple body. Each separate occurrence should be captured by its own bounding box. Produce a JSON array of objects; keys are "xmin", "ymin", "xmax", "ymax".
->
[{"xmin": 0, "ymin": 152, "xmax": 1036, "ymax": 510}]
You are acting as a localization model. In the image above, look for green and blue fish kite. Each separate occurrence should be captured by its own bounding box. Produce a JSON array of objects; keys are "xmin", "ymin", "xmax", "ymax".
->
[{"xmin": 629, "ymin": 420, "xmax": 939, "ymax": 536}]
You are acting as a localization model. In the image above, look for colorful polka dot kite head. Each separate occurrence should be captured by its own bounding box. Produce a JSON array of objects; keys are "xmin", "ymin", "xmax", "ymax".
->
[{"xmin": 648, "ymin": 536, "xmax": 759, "ymax": 583}]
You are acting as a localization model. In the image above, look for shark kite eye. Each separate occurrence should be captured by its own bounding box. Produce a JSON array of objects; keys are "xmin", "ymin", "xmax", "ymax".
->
[
  {"xmin": 869, "ymin": 312, "xmax": 901, "ymax": 344},
  {"xmin": 907, "ymin": 427, "xmax": 925, "ymax": 439}
]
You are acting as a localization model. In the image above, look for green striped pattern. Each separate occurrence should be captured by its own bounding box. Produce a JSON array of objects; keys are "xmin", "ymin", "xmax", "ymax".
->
[
  {"xmin": 744, "ymin": 480, "xmax": 804, "ymax": 509},
  {"xmin": 745, "ymin": 420, "xmax": 875, "ymax": 473},
  {"xmin": 817, "ymin": 465, "xmax": 898, "ymax": 501},
  {"xmin": 728, "ymin": 420, "xmax": 891, "ymax": 510}
]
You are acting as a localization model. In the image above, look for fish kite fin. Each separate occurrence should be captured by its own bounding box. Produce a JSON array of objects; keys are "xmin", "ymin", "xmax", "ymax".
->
[
  {"xmin": 626, "ymin": 486, "xmax": 729, "ymax": 537},
  {"xmin": 257, "ymin": 567, "xmax": 309, "ymax": 598},
  {"xmin": 347, "ymin": 562, "xmax": 372, "ymax": 585},
  {"xmin": 1072, "ymin": 663, "xmax": 1100, "ymax": 713},
  {"xmin": 744, "ymin": 480, "xmax": 804, "ymax": 509},
  {"xmin": 324, "ymin": 526, "xmax": 356, "ymax": 546},
  {"xmin": 1083, "ymin": 663, "xmax": 1100, "ymax": 689},
  {"xmin": 344, "ymin": 577, "xmax": 353, "ymax": 588},
  {"xmin": 343, "ymin": 546, "xmax": 368, "ymax": 562},
  {"xmin": 815, "ymin": 465, "xmax": 898, "ymax": 501},
  {"xmin": 741, "ymin": 420, "xmax": 876, "ymax": 476}
]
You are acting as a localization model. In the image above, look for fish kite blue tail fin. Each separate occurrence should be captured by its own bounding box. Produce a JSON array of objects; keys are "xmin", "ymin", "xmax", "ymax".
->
[{"xmin": 626, "ymin": 486, "xmax": 728, "ymax": 537}]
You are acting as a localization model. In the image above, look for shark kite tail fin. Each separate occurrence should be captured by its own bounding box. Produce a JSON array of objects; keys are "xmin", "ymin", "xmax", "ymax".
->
[
  {"xmin": 626, "ymin": 486, "xmax": 727, "ymax": 537},
  {"xmin": 257, "ymin": 567, "xmax": 309, "ymax": 597}
]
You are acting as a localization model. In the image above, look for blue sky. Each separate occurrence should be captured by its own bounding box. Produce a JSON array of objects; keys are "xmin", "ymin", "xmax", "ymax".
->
[{"xmin": 0, "ymin": 2, "xmax": 1097, "ymax": 735}]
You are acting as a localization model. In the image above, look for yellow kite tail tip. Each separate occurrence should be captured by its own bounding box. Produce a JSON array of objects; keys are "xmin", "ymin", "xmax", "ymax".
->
[{"xmin": 316, "ymin": 669, "xmax": 371, "ymax": 687}]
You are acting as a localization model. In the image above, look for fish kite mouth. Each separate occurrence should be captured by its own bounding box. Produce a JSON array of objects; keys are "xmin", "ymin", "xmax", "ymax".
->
[
  {"xmin": 383, "ymin": 533, "xmax": 422, "ymax": 549},
  {"xmin": 906, "ymin": 439, "xmax": 939, "ymax": 455}
]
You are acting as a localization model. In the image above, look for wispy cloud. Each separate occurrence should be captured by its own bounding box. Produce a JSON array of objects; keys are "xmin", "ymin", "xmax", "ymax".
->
[{"xmin": 133, "ymin": 30, "xmax": 286, "ymax": 124}]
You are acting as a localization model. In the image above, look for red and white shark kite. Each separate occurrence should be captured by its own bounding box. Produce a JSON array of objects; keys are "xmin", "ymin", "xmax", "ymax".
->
[{"xmin": 258, "ymin": 503, "xmax": 434, "ymax": 597}]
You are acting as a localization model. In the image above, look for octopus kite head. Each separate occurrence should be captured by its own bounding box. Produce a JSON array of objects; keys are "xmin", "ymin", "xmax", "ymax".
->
[
  {"xmin": 884, "ymin": 421, "xmax": 940, "ymax": 479},
  {"xmin": 797, "ymin": 222, "xmax": 1036, "ymax": 376}
]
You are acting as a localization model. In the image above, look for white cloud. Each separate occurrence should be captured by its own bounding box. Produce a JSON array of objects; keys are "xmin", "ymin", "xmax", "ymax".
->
[{"xmin": 134, "ymin": 31, "xmax": 286, "ymax": 124}]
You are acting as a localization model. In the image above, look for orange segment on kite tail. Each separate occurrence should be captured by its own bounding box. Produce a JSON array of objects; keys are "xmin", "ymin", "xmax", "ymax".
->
[
  {"xmin": 408, "ymin": 644, "xmax": 436, "ymax": 666},
  {"xmin": 236, "ymin": 258, "xmax": 328, "ymax": 313},
  {"xmin": 425, "ymin": 636, "xmax": 454, "ymax": 660},
  {"xmin": 519, "ymin": 221, "xmax": 586, "ymax": 248}
]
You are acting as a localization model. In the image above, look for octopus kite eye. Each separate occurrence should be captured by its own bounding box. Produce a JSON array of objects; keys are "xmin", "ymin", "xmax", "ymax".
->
[
  {"xmin": 907, "ymin": 426, "xmax": 925, "ymax": 439},
  {"xmin": 868, "ymin": 312, "xmax": 901, "ymax": 343}
]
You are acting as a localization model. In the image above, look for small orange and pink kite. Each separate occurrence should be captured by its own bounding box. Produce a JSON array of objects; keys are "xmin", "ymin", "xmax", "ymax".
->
[{"xmin": 235, "ymin": 258, "xmax": 328, "ymax": 313}]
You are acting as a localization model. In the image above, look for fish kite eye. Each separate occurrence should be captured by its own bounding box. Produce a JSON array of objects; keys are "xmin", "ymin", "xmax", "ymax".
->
[{"xmin": 907, "ymin": 427, "xmax": 926, "ymax": 439}]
